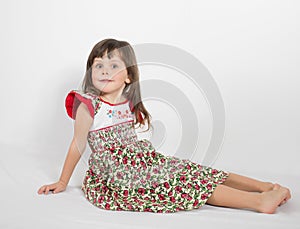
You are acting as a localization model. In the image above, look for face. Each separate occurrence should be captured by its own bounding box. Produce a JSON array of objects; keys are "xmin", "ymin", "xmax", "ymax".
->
[{"xmin": 91, "ymin": 51, "xmax": 130, "ymax": 95}]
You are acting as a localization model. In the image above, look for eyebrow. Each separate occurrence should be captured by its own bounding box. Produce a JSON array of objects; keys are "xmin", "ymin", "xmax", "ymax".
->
[{"xmin": 94, "ymin": 58, "xmax": 122, "ymax": 63}]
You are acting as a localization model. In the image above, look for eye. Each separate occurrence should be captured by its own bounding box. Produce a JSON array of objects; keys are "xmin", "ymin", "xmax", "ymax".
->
[
  {"xmin": 112, "ymin": 64, "xmax": 119, "ymax": 69},
  {"xmin": 95, "ymin": 64, "xmax": 103, "ymax": 69}
]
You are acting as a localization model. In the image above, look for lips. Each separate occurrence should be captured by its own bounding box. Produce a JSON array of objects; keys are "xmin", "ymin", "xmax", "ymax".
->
[{"xmin": 99, "ymin": 79, "xmax": 113, "ymax": 83}]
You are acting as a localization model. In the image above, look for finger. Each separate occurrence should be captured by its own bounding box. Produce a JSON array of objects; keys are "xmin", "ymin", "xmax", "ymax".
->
[
  {"xmin": 53, "ymin": 187, "xmax": 59, "ymax": 194},
  {"xmin": 37, "ymin": 186, "xmax": 43, "ymax": 194},
  {"xmin": 53, "ymin": 186, "xmax": 64, "ymax": 194},
  {"xmin": 47, "ymin": 184, "xmax": 58, "ymax": 194},
  {"xmin": 45, "ymin": 186, "xmax": 50, "ymax": 195},
  {"xmin": 38, "ymin": 186, "xmax": 46, "ymax": 194}
]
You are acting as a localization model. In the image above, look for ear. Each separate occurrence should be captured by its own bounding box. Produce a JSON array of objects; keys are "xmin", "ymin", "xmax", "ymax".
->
[{"xmin": 125, "ymin": 78, "xmax": 131, "ymax": 84}]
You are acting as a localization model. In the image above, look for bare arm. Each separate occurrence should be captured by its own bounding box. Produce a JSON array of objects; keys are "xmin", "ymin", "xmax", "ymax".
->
[{"xmin": 37, "ymin": 103, "xmax": 93, "ymax": 194}]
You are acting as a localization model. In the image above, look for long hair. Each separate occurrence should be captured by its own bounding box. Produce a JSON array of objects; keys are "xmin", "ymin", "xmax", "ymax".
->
[{"xmin": 82, "ymin": 38, "xmax": 151, "ymax": 129}]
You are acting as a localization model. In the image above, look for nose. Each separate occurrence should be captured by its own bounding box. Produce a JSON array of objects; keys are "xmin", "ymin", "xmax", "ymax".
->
[{"xmin": 101, "ymin": 67, "xmax": 109, "ymax": 75}]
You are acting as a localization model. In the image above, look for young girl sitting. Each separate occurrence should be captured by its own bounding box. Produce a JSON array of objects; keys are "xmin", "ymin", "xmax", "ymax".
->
[{"xmin": 38, "ymin": 38, "xmax": 291, "ymax": 214}]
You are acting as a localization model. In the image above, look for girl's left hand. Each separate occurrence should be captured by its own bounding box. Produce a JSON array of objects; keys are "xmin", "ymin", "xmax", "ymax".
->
[{"xmin": 37, "ymin": 180, "xmax": 67, "ymax": 195}]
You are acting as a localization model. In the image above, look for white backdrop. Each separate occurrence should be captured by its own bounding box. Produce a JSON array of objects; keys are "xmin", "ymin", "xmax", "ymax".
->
[{"xmin": 0, "ymin": 1, "xmax": 299, "ymax": 225}]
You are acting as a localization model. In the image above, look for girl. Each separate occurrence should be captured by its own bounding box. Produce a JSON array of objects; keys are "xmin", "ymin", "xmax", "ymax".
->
[{"xmin": 38, "ymin": 38, "xmax": 291, "ymax": 214}]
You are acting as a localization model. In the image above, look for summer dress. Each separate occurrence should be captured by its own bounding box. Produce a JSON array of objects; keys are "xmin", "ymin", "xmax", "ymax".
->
[{"xmin": 65, "ymin": 90, "xmax": 228, "ymax": 213}]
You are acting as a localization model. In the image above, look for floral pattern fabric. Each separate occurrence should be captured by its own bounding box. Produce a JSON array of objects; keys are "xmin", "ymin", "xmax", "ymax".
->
[{"xmin": 66, "ymin": 90, "xmax": 229, "ymax": 213}]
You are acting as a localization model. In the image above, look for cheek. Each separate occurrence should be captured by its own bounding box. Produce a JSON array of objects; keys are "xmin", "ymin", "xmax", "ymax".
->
[
  {"xmin": 113, "ymin": 70, "xmax": 128, "ymax": 81},
  {"xmin": 91, "ymin": 69, "xmax": 101, "ymax": 81}
]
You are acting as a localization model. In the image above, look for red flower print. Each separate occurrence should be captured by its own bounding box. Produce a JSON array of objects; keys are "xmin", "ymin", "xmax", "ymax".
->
[
  {"xmin": 201, "ymin": 179, "xmax": 208, "ymax": 185},
  {"xmin": 150, "ymin": 189, "xmax": 155, "ymax": 194},
  {"xmin": 193, "ymin": 200, "xmax": 199, "ymax": 207},
  {"xmin": 118, "ymin": 111, "xmax": 121, "ymax": 115},
  {"xmin": 123, "ymin": 190, "xmax": 129, "ymax": 197},
  {"xmin": 138, "ymin": 201, "xmax": 144, "ymax": 206},
  {"xmin": 152, "ymin": 181, "xmax": 159, "ymax": 188},
  {"xmin": 207, "ymin": 184, "xmax": 213, "ymax": 190},
  {"xmin": 102, "ymin": 186, "xmax": 108, "ymax": 193},
  {"xmin": 98, "ymin": 196, "xmax": 104, "ymax": 203},
  {"xmin": 109, "ymin": 110, "xmax": 112, "ymax": 113},
  {"xmin": 116, "ymin": 172, "xmax": 123, "ymax": 179},
  {"xmin": 114, "ymin": 192, "xmax": 118, "ymax": 199},
  {"xmin": 151, "ymin": 152, "xmax": 156, "ymax": 158},
  {"xmin": 146, "ymin": 173, "xmax": 151, "ymax": 180},
  {"xmin": 122, "ymin": 157, "xmax": 128, "ymax": 164},
  {"xmin": 132, "ymin": 175, "xmax": 138, "ymax": 181},
  {"xmin": 170, "ymin": 159, "xmax": 177, "ymax": 165},
  {"xmin": 131, "ymin": 160, "xmax": 136, "ymax": 166},
  {"xmin": 186, "ymin": 164, "xmax": 191, "ymax": 170},
  {"xmin": 178, "ymin": 164, "xmax": 184, "ymax": 169},
  {"xmin": 138, "ymin": 188, "xmax": 145, "ymax": 196},
  {"xmin": 201, "ymin": 193, "xmax": 208, "ymax": 200},
  {"xmin": 164, "ymin": 182, "xmax": 170, "ymax": 189},
  {"xmin": 168, "ymin": 191, "xmax": 173, "ymax": 196},
  {"xmin": 170, "ymin": 168, "xmax": 176, "ymax": 173},
  {"xmin": 175, "ymin": 186, "xmax": 182, "ymax": 193},
  {"xmin": 187, "ymin": 183, "xmax": 192, "ymax": 189},
  {"xmin": 160, "ymin": 158, "xmax": 165, "ymax": 163},
  {"xmin": 158, "ymin": 194, "xmax": 165, "ymax": 200},
  {"xmin": 212, "ymin": 169, "xmax": 218, "ymax": 175},
  {"xmin": 181, "ymin": 193, "xmax": 188, "ymax": 199},
  {"xmin": 170, "ymin": 196, "xmax": 176, "ymax": 203},
  {"xmin": 180, "ymin": 175, "xmax": 186, "ymax": 183}
]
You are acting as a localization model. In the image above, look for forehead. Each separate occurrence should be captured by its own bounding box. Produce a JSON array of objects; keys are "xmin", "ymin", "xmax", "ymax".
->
[{"xmin": 94, "ymin": 50, "xmax": 123, "ymax": 62}]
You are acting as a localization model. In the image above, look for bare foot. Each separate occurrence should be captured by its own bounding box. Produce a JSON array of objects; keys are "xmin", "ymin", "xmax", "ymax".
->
[
  {"xmin": 260, "ymin": 182, "xmax": 274, "ymax": 192},
  {"xmin": 273, "ymin": 183, "xmax": 291, "ymax": 206},
  {"xmin": 258, "ymin": 187, "xmax": 290, "ymax": 214}
]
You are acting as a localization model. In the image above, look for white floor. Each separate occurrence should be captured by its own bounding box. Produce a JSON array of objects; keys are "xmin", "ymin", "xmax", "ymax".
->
[{"xmin": 1, "ymin": 143, "xmax": 299, "ymax": 229}]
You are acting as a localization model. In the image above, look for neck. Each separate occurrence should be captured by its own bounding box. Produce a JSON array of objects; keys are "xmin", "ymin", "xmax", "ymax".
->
[{"xmin": 100, "ymin": 91, "xmax": 127, "ymax": 104}]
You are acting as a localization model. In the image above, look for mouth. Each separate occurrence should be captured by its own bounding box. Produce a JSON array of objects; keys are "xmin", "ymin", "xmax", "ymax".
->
[{"xmin": 99, "ymin": 79, "xmax": 114, "ymax": 83}]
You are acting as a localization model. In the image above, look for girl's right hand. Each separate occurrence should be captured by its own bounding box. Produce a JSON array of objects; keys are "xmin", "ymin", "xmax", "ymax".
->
[{"xmin": 37, "ymin": 180, "xmax": 67, "ymax": 195}]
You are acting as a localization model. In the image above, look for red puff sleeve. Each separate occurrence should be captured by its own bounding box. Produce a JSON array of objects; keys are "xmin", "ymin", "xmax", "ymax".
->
[{"xmin": 65, "ymin": 90, "xmax": 95, "ymax": 119}]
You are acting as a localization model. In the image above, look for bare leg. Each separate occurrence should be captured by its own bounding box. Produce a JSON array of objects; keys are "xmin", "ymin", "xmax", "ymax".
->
[
  {"xmin": 206, "ymin": 184, "xmax": 290, "ymax": 214},
  {"xmin": 223, "ymin": 173, "xmax": 274, "ymax": 192}
]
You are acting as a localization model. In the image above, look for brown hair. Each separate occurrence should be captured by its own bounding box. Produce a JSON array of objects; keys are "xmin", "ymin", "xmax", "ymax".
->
[{"xmin": 82, "ymin": 38, "xmax": 151, "ymax": 129}]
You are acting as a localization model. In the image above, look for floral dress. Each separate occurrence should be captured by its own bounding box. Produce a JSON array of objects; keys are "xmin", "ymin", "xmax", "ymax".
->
[{"xmin": 65, "ymin": 90, "xmax": 229, "ymax": 213}]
